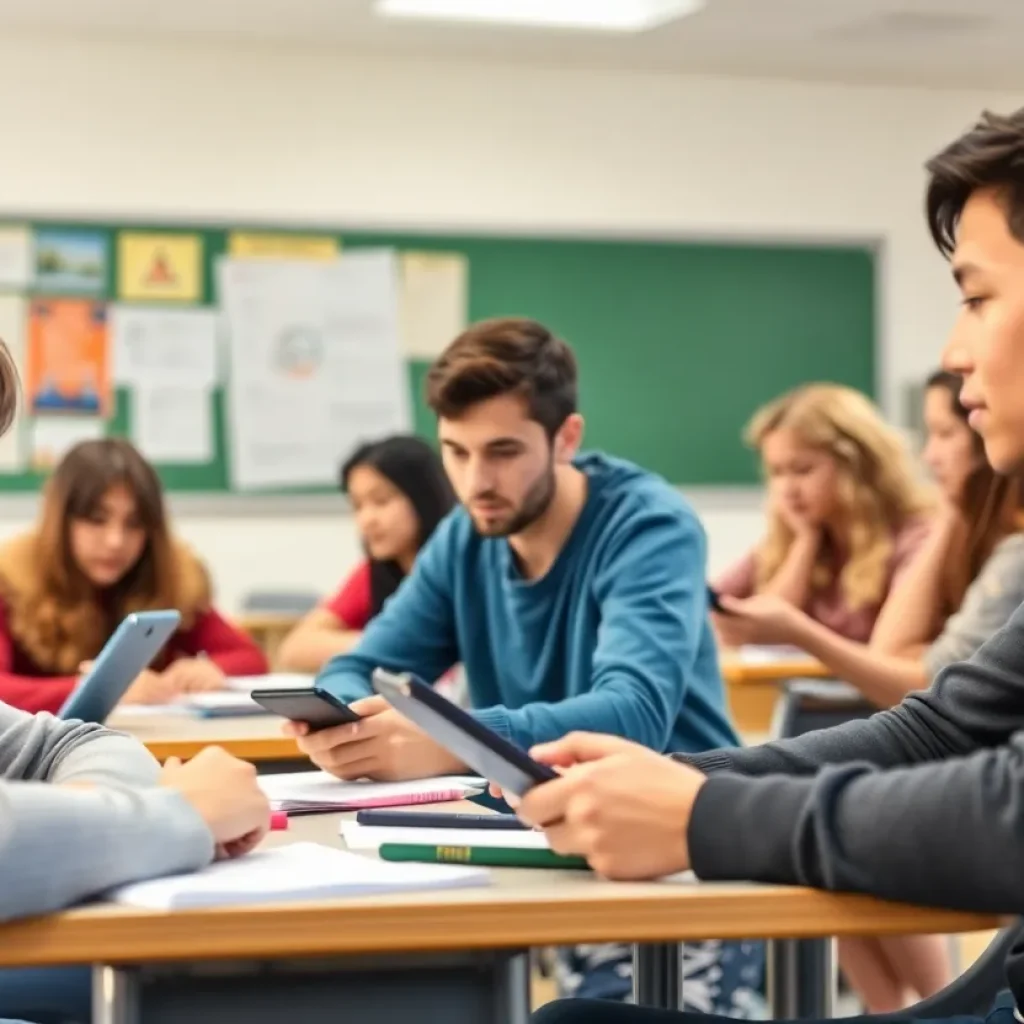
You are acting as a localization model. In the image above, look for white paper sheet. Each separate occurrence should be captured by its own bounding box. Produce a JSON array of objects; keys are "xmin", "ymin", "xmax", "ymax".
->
[
  {"xmin": 225, "ymin": 673, "xmax": 315, "ymax": 692},
  {"xmin": 111, "ymin": 307, "xmax": 219, "ymax": 387},
  {"xmin": 0, "ymin": 295, "xmax": 27, "ymax": 470},
  {"xmin": 30, "ymin": 416, "xmax": 104, "ymax": 470},
  {"xmin": 132, "ymin": 385, "xmax": 213, "ymax": 463},
  {"xmin": 109, "ymin": 841, "xmax": 490, "ymax": 910},
  {"xmin": 340, "ymin": 821, "xmax": 550, "ymax": 851},
  {"xmin": 0, "ymin": 227, "xmax": 32, "ymax": 288},
  {"xmin": 220, "ymin": 252, "xmax": 411, "ymax": 491},
  {"xmin": 399, "ymin": 251, "xmax": 468, "ymax": 358}
]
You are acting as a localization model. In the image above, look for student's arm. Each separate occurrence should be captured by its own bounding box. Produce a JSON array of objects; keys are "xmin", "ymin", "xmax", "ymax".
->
[
  {"xmin": 473, "ymin": 505, "xmax": 706, "ymax": 751},
  {"xmin": 779, "ymin": 614, "xmax": 928, "ymax": 708},
  {"xmin": 0, "ymin": 705, "xmax": 214, "ymax": 921},
  {"xmin": 759, "ymin": 528, "xmax": 822, "ymax": 607},
  {"xmin": 175, "ymin": 608, "xmax": 270, "ymax": 676},
  {"xmin": 277, "ymin": 564, "xmax": 371, "ymax": 673},
  {"xmin": 922, "ymin": 533, "xmax": 1024, "ymax": 677},
  {"xmin": 688, "ymin": 727, "xmax": 1024, "ymax": 912},
  {"xmin": 679, "ymin": 598, "xmax": 1024, "ymax": 778},
  {"xmin": 315, "ymin": 522, "xmax": 460, "ymax": 703},
  {"xmin": 869, "ymin": 512, "xmax": 955, "ymax": 655},
  {"xmin": 0, "ymin": 600, "xmax": 75, "ymax": 714}
]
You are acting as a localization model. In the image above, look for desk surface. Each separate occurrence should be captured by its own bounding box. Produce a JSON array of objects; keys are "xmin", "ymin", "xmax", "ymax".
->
[
  {"xmin": 0, "ymin": 810, "xmax": 997, "ymax": 968},
  {"xmin": 109, "ymin": 709, "xmax": 300, "ymax": 763},
  {"xmin": 719, "ymin": 651, "xmax": 829, "ymax": 686}
]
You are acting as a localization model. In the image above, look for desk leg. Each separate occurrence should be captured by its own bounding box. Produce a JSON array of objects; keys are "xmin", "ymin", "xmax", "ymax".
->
[
  {"xmin": 768, "ymin": 938, "xmax": 835, "ymax": 1019},
  {"xmin": 94, "ymin": 952, "xmax": 529, "ymax": 1024},
  {"xmin": 633, "ymin": 943, "xmax": 681, "ymax": 1009}
]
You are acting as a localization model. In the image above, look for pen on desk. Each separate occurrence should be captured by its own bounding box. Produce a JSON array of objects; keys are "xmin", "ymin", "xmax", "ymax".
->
[{"xmin": 355, "ymin": 810, "xmax": 529, "ymax": 830}]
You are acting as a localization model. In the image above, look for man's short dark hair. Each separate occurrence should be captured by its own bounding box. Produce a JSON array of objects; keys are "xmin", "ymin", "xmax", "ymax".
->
[
  {"xmin": 925, "ymin": 108, "xmax": 1024, "ymax": 257},
  {"xmin": 425, "ymin": 317, "xmax": 578, "ymax": 437}
]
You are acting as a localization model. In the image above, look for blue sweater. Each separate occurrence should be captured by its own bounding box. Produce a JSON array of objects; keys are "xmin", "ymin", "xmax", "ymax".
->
[{"xmin": 317, "ymin": 452, "xmax": 738, "ymax": 755}]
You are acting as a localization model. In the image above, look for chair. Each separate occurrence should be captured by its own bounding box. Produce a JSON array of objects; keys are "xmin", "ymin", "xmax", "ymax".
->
[
  {"xmin": 902, "ymin": 920, "xmax": 1022, "ymax": 1018},
  {"xmin": 240, "ymin": 590, "xmax": 321, "ymax": 615},
  {"xmin": 773, "ymin": 678, "xmax": 876, "ymax": 739}
]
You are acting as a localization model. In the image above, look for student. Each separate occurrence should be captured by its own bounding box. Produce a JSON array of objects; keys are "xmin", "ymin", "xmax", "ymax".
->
[
  {"xmin": 524, "ymin": 105, "xmax": 1024, "ymax": 1024},
  {"xmin": 712, "ymin": 372, "xmax": 1024, "ymax": 711},
  {"xmin": 713, "ymin": 382, "xmax": 932, "ymax": 649},
  {"xmin": 277, "ymin": 435, "xmax": 455, "ymax": 673},
  {"xmin": 0, "ymin": 438, "xmax": 268, "ymax": 715},
  {"xmin": 0, "ymin": 708, "xmax": 271, "ymax": 1024},
  {"xmin": 290, "ymin": 317, "xmax": 761, "ymax": 1015}
]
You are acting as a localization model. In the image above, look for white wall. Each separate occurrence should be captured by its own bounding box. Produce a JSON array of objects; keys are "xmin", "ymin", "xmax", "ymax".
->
[{"xmin": 0, "ymin": 33, "xmax": 1018, "ymax": 612}]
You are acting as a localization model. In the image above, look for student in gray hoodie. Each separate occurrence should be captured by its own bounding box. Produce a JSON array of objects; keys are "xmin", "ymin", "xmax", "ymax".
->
[{"xmin": 0, "ymin": 703, "xmax": 270, "ymax": 1023}]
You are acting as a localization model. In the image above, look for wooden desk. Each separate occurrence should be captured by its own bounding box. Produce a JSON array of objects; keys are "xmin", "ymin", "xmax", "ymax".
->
[
  {"xmin": 0, "ymin": 812, "xmax": 997, "ymax": 1024},
  {"xmin": 720, "ymin": 651, "xmax": 829, "ymax": 736},
  {"xmin": 108, "ymin": 709, "xmax": 303, "ymax": 767},
  {"xmin": 238, "ymin": 612, "xmax": 302, "ymax": 666}
]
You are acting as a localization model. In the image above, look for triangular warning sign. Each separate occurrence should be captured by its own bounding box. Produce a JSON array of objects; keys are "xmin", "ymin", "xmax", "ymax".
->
[{"xmin": 145, "ymin": 250, "xmax": 177, "ymax": 285}]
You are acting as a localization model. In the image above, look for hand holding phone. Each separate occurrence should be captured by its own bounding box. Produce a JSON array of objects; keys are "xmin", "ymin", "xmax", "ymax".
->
[
  {"xmin": 250, "ymin": 687, "xmax": 360, "ymax": 732},
  {"xmin": 371, "ymin": 668, "xmax": 557, "ymax": 798}
]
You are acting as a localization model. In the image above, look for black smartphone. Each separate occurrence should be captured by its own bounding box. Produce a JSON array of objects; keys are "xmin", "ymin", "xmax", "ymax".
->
[
  {"xmin": 250, "ymin": 686, "xmax": 360, "ymax": 731},
  {"xmin": 371, "ymin": 668, "xmax": 557, "ymax": 798},
  {"xmin": 707, "ymin": 584, "xmax": 729, "ymax": 614}
]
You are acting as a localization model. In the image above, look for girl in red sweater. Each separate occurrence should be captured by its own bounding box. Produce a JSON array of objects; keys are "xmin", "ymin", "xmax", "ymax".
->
[{"xmin": 0, "ymin": 438, "xmax": 268, "ymax": 714}]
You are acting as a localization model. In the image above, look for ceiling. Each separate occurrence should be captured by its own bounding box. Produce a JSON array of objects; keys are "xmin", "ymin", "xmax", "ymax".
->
[{"xmin": 4, "ymin": 0, "xmax": 1024, "ymax": 90}]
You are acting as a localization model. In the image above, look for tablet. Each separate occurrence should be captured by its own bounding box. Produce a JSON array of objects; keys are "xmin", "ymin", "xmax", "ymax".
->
[
  {"xmin": 250, "ymin": 687, "xmax": 361, "ymax": 730},
  {"xmin": 58, "ymin": 610, "xmax": 182, "ymax": 723},
  {"xmin": 371, "ymin": 668, "xmax": 557, "ymax": 798}
]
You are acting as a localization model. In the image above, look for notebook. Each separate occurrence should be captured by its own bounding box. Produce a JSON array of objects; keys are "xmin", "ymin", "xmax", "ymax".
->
[
  {"xmin": 340, "ymin": 820, "xmax": 552, "ymax": 851},
  {"xmin": 257, "ymin": 771, "xmax": 485, "ymax": 814},
  {"xmin": 108, "ymin": 841, "xmax": 491, "ymax": 910}
]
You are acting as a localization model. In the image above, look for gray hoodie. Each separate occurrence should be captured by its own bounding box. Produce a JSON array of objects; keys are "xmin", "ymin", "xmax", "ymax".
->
[{"xmin": 0, "ymin": 703, "xmax": 214, "ymax": 921}]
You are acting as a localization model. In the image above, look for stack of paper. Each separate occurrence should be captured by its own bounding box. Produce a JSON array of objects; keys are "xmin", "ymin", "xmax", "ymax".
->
[
  {"xmin": 225, "ymin": 673, "xmax": 315, "ymax": 693},
  {"xmin": 340, "ymin": 821, "xmax": 552, "ymax": 852},
  {"xmin": 108, "ymin": 841, "xmax": 490, "ymax": 910},
  {"xmin": 257, "ymin": 771, "xmax": 485, "ymax": 814},
  {"xmin": 175, "ymin": 691, "xmax": 271, "ymax": 717}
]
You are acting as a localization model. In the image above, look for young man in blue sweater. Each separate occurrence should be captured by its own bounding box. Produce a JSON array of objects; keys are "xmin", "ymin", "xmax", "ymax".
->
[{"xmin": 290, "ymin": 316, "xmax": 761, "ymax": 1014}]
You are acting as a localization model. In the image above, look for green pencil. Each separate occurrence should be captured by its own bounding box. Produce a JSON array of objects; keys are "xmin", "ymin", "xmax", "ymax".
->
[{"xmin": 378, "ymin": 843, "xmax": 590, "ymax": 870}]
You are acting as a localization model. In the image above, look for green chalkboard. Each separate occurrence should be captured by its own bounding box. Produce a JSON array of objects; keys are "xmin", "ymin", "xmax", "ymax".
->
[{"xmin": 0, "ymin": 220, "xmax": 875, "ymax": 492}]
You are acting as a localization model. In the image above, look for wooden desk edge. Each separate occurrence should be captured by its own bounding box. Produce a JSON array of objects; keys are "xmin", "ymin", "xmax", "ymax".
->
[
  {"xmin": 143, "ymin": 736, "xmax": 301, "ymax": 762},
  {"xmin": 0, "ymin": 887, "xmax": 997, "ymax": 967}
]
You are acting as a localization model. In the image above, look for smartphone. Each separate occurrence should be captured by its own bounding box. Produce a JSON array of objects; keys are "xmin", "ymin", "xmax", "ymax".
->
[
  {"xmin": 59, "ymin": 610, "xmax": 182, "ymax": 723},
  {"xmin": 707, "ymin": 584, "xmax": 729, "ymax": 614},
  {"xmin": 250, "ymin": 686, "xmax": 360, "ymax": 731},
  {"xmin": 371, "ymin": 668, "xmax": 557, "ymax": 798}
]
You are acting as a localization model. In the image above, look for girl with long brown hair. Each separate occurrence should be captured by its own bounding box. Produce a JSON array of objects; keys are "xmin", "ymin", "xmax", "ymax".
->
[{"xmin": 0, "ymin": 438, "xmax": 267, "ymax": 713}]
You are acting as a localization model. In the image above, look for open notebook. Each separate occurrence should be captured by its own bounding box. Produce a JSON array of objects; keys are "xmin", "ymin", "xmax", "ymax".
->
[
  {"xmin": 257, "ymin": 771, "xmax": 485, "ymax": 813},
  {"xmin": 108, "ymin": 842, "xmax": 491, "ymax": 910}
]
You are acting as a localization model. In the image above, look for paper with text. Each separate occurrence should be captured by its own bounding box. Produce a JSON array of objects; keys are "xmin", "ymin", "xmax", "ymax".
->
[
  {"xmin": 132, "ymin": 385, "xmax": 213, "ymax": 463},
  {"xmin": 399, "ymin": 251, "xmax": 468, "ymax": 359},
  {"xmin": 220, "ymin": 252, "xmax": 410, "ymax": 490},
  {"xmin": 111, "ymin": 307, "xmax": 219, "ymax": 388}
]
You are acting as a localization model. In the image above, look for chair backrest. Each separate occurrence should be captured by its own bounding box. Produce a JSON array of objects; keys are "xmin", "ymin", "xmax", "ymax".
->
[
  {"xmin": 241, "ymin": 590, "xmax": 320, "ymax": 615},
  {"xmin": 898, "ymin": 920, "xmax": 1022, "ymax": 1019},
  {"xmin": 774, "ymin": 679, "xmax": 876, "ymax": 739}
]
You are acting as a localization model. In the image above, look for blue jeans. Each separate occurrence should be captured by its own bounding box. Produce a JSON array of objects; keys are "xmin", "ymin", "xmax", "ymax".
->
[
  {"xmin": 533, "ymin": 987, "xmax": 1018, "ymax": 1024},
  {"xmin": 0, "ymin": 967, "xmax": 91, "ymax": 1024},
  {"xmin": 557, "ymin": 942, "xmax": 766, "ymax": 1018}
]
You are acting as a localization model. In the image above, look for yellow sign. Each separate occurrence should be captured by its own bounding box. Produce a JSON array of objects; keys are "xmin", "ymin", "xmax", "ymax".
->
[
  {"xmin": 118, "ymin": 233, "xmax": 203, "ymax": 302},
  {"xmin": 228, "ymin": 233, "xmax": 339, "ymax": 261}
]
